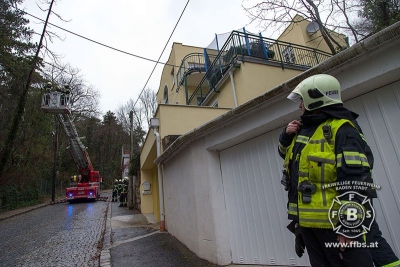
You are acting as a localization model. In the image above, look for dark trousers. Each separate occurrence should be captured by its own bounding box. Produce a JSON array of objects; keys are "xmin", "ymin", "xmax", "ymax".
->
[
  {"xmin": 301, "ymin": 227, "xmax": 374, "ymax": 267},
  {"xmin": 367, "ymin": 220, "xmax": 400, "ymax": 267}
]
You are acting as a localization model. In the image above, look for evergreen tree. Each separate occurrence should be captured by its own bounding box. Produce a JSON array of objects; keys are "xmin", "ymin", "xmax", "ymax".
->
[
  {"xmin": 0, "ymin": 0, "xmax": 42, "ymax": 183},
  {"xmin": 358, "ymin": 0, "xmax": 400, "ymax": 33}
]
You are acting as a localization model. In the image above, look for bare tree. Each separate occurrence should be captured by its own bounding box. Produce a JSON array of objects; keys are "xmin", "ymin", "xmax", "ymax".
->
[
  {"xmin": 116, "ymin": 87, "xmax": 157, "ymax": 135},
  {"xmin": 242, "ymin": 0, "xmax": 365, "ymax": 52},
  {"xmin": 41, "ymin": 62, "xmax": 101, "ymax": 118},
  {"xmin": 140, "ymin": 87, "xmax": 157, "ymax": 126},
  {"xmin": 116, "ymin": 99, "xmax": 144, "ymax": 135}
]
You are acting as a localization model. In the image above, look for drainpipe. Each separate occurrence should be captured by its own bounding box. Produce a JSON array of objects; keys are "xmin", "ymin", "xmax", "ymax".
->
[
  {"xmin": 150, "ymin": 118, "xmax": 165, "ymax": 231},
  {"xmin": 229, "ymin": 70, "xmax": 238, "ymax": 107}
]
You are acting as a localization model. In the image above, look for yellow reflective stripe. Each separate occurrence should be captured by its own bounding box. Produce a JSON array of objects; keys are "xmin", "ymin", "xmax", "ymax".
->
[
  {"xmin": 308, "ymin": 139, "xmax": 334, "ymax": 145},
  {"xmin": 278, "ymin": 142, "xmax": 288, "ymax": 155},
  {"xmin": 296, "ymin": 135, "xmax": 309, "ymax": 144},
  {"xmin": 299, "ymin": 217, "xmax": 337, "ymax": 228},
  {"xmin": 298, "ymin": 208, "xmax": 330, "ymax": 213},
  {"xmin": 288, "ymin": 203, "xmax": 298, "ymax": 215},
  {"xmin": 337, "ymin": 154, "xmax": 343, "ymax": 167},
  {"xmin": 342, "ymin": 151, "xmax": 370, "ymax": 167},
  {"xmin": 299, "ymin": 218, "xmax": 332, "ymax": 223},
  {"xmin": 299, "ymin": 208, "xmax": 337, "ymax": 228},
  {"xmin": 298, "ymin": 171, "xmax": 308, "ymax": 178},
  {"xmin": 381, "ymin": 260, "xmax": 400, "ymax": 267},
  {"xmin": 359, "ymin": 133, "xmax": 367, "ymax": 142},
  {"xmin": 307, "ymin": 155, "xmax": 336, "ymax": 164}
]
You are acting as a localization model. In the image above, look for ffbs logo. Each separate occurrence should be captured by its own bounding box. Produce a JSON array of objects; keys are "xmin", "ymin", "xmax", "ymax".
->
[{"xmin": 329, "ymin": 191, "xmax": 375, "ymax": 238}]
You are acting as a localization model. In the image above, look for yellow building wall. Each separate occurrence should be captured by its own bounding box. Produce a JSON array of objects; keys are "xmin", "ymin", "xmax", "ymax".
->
[
  {"xmin": 278, "ymin": 15, "xmax": 347, "ymax": 53},
  {"xmin": 236, "ymin": 63, "xmax": 303, "ymax": 103},
  {"xmin": 141, "ymin": 132, "xmax": 156, "ymax": 169},
  {"xmin": 210, "ymin": 78, "xmax": 234, "ymax": 108},
  {"xmin": 139, "ymin": 166, "xmax": 160, "ymax": 222},
  {"xmin": 211, "ymin": 63, "xmax": 304, "ymax": 108},
  {"xmin": 157, "ymin": 104, "xmax": 230, "ymax": 150},
  {"xmin": 152, "ymin": 166, "xmax": 160, "ymax": 222},
  {"xmin": 140, "ymin": 105, "xmax": 230, "ymax": 220},
  {"xmin": 157, "ymin": 43, "xmax": 205, "ymax": 105},
  {"xmin": 140, "ymin": 168, "xmax": 154, "ymax": 214}
]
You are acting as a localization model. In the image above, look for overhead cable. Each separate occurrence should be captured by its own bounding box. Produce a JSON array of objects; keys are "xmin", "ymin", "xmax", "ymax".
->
[
  {"xmin": 133, "ymin": 0, "xmax": 190, "ymax": 108},
  {"xmin": 20, "ymin": 9, "xmax": 178, "ymax": 68}
]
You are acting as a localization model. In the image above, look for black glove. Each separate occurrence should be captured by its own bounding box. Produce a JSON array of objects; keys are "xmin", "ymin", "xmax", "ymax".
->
[
  {"xmin": 295, "ymin": 231, "xmax": 305, "ymax": 258},
  {"xmin": 287, "ymin": 221, "xmax": 305, "ymax": 258}
]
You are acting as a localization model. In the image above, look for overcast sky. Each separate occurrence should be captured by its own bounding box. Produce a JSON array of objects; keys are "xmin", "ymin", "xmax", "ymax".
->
[{"xmin": 21, "ymin": 0, "xmax": 265, "ymax": 116}]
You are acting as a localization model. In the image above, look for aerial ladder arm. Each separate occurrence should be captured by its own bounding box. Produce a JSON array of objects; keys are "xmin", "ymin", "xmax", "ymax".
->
[
  {"xmin": 41, "ymin": 86, "xmax": 102, "ymax": 202},
  {"xmin": 56, "ymin": 113, "xmax": 93, "ymax": 171}
]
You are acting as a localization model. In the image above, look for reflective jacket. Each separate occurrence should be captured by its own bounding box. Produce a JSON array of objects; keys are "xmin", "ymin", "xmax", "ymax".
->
[
  {"xmin": 113, "ymin": 185, "xmax": 118, "ymax": 192},
  {"xmin": 279, "ymin": 115, "xmax": 374, "ymax": 228}
]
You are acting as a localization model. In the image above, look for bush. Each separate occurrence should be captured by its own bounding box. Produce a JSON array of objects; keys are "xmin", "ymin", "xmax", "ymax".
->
[{"xmin": 0, "ymin": 184, "xmax": 41, "ymax": 210}]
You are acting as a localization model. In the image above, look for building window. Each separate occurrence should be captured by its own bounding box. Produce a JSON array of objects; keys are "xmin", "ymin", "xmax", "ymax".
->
[
  {"xmin": 283, "ymin": 45, "xmax": 295, "ymax": 64},
  {"xmin": 171, "ymin": 68, "xmax": 175, "ymax": 86},
  {"xmin": 164, "ymin": 85, "xmax": 169, "ymax": 104}
]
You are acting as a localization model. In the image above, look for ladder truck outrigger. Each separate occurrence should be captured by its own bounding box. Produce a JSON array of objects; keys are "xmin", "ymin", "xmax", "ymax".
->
[{"xmin": 41, "ymin": 83, "xmax": 102, "ymax": 203}]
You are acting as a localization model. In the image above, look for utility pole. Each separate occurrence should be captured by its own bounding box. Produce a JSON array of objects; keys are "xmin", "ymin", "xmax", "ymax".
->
[
  {"xmin": 51, "ymin": 119, "xmax": 59, "ymax": 202},
  {"xmin": 128, "ymin": 110, "xmax": 135, "ymax": 209}
]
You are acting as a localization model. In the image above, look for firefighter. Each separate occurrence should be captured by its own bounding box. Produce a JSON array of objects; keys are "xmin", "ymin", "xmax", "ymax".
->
[
  {"xmin": 278, "ymin": 74, "xmax": 399, "ymax": 266},
  {"xmin": 60, "ymin": 85, "xmax": 71, "ymax": 106},
  {"xmin": 117, "ymin": 179, "xmax": 123, "ymax": 198},
  {"xmin": 119, "ymin": 178, "xmax": 128, "ymax": 207},
  {"xmin": 112, "ymin": 179, "xmax": 118, "ymax": 202},
  {"xmin": 43, "ymin": 82, "xmax": 52, "ymax": 105}
]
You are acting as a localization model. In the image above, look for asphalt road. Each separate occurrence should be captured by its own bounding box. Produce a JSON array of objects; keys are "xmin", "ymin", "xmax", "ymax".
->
[
  {"xmin": 0, "ymin": 199, "xmax": 108, "ymax": 267},
  {"xmin": 0, "ymin": 190, "xmax": 222, "ymax": 267}
]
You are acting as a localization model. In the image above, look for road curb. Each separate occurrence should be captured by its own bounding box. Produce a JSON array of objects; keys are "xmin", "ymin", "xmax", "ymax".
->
[
  {"xmin": 0, "ymin": 201, "xmax": 54, "ymax": 221},
  {"xmin": 100, "ymin": 197, "xmax": 113, "ymax": 267}
]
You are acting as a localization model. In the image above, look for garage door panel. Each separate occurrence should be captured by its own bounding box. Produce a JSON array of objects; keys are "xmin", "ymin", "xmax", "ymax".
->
[
  {"xmin": 222, "ymin": 150, "xmax": 246, "ymax": 262},
  {"xmin": 220, "ymin": 129, "xmax": 310, "ymax": 266},
  {"xmin": 346, "ymin": 82, "xmax": 400, "ymax": 254},
  {"xmin": 258, "ymin": 135, "xmax": 292, "ymax": 264},
  {"xmin": 245, "ymin": 142, "xmax": 271, "ymax": 264},
  {"xmin": 252, "ymin": 138, "xmax": 287, "ymax": 264}
]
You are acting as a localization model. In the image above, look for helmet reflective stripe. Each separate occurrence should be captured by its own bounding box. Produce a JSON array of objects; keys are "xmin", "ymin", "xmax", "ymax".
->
[{"xmin": 288, "ymin": 74, "xmax": 343, "ymax": 111}]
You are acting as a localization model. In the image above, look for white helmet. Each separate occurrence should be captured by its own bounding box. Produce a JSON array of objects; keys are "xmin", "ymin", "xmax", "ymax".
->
[{"xmin": 288, "ymin": 74, "xmax": 342, "ymax": 111}]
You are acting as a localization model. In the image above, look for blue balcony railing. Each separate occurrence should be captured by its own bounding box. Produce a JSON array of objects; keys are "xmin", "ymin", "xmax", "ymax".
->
[
  {"xmin": 183, "ymin": 30, "xmax": 332, "ymax": 106},
  {"xmin": 176, "ymin": 53, "xmax": 218, "ymax": 89}
]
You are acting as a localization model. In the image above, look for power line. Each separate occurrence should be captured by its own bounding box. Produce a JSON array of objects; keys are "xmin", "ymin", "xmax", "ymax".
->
[
  {"xmin": 133, "ymin": 0, "xmax": 190, "ymax": 109},
  {"xmin": 20, "ymin": 1, "xmax": 191, "ymax": 110},
  {"xmin": 20, "ymin": 9, "xmax": 179, "ymax": 68}
]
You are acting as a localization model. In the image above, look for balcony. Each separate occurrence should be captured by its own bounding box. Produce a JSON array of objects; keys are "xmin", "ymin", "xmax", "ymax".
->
[{"xmin": 176, "ymin": 30, "xmax": 332, "ymax": 106}]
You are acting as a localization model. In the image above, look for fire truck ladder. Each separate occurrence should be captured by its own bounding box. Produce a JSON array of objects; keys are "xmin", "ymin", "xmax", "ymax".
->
[{"xmin": 56, "ymin": 113, "xmax": 92, "ymax": 169}]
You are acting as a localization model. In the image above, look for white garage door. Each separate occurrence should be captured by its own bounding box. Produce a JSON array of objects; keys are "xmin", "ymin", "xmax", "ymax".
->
[{"xmin": 220, "ymin": 80, "xmax": 400, "ymax": 266}]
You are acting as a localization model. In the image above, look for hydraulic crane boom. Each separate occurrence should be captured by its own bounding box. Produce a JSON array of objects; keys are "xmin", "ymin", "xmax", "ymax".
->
[
  {"xmin": 57, "ymin": 113, "xmax": 93, "ymax": 170},
  {"xmin": 41, "ymin": 84, "xmax": 101, "ymax": 202}
]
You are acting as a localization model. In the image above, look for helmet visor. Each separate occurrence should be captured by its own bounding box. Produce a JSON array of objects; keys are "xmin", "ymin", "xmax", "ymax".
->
[{"xmin": 287, "ymin": 91, "xmax": 302, "ymax": 103}]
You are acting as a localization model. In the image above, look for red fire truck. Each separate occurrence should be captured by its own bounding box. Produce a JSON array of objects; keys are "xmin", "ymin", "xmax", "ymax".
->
[{"xmin": 41, "ymin": 84, "xmax": 101, "ymax": 202}]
